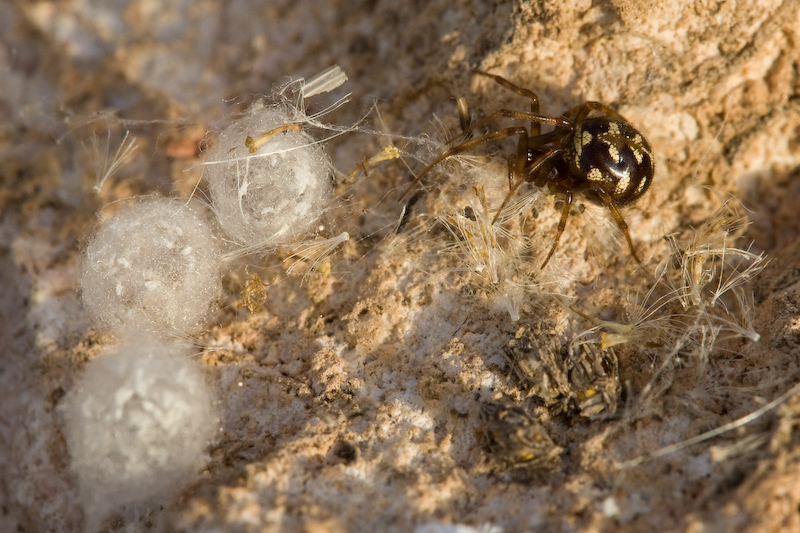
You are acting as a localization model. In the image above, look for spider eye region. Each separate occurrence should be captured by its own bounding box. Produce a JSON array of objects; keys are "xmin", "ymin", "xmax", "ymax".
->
[{"xmin": 566, "ymin": 116, "xmax": 654, "ymax": 206}]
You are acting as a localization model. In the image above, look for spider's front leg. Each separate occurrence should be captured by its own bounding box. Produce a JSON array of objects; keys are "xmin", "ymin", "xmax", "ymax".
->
[
  {"xmin": 564, "ymin": 101, "xmax": 629, "ymax": 124},
  {"xmin": 400, "ymin": 124, "xmax": 532, "ymax": 200},
  {"xmin": 473, "ymin": 70, "xmax": 542, "ymax": 136}
]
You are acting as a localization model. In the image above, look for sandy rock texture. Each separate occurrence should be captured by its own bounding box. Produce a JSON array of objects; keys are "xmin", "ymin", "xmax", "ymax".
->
[{"xmin": 2, "ymin": 0, "xmax": 800, "ymax": 531}]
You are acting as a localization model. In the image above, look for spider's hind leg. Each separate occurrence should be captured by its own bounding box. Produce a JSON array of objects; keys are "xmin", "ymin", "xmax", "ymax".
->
[{"xmin": 594, "ymin": 188, "xmax": 647, "ymax": 269}]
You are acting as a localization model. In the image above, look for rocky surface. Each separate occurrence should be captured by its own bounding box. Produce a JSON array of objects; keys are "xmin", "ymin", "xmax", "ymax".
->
[{"xmin": 2, "ymin": 1, "xmax": 800, "ymax": 531}]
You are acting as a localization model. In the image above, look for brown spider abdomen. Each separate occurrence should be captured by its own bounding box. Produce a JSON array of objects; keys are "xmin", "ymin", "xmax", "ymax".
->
[{"xmin": 564, "ymin": 117, "xmax": 655, "ymax": 207}]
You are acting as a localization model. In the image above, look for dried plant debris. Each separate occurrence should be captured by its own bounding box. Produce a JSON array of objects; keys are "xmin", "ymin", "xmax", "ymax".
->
[
  {"xmin": 440, "ymin": 192, "xmax": 533, "ymax": 321},
  {"xmin": 479, "ymin": 397, "xmax": 562, "ymax": 471},
  {"xmin": 504, "ymin": 327, "xmax": 621, "ymax": 420},
  {"xmin": 86, "ymin": 128, "xmax": 139, "ymax": 193},
  {"xmin": 567, "ymin": 200, "xmax": 766, "ymax": 406},
  {"xmin": 241, "ymin": 271, "xmax": 269, "ymax": 314},
  {"xmin": 504, "ymin": 327, "xmax": 571, "ymax": 408},
  {"xmin": 567, "ymin": 341, "xmax": 620, "ymax": 420},
  {"xmin": 281, "ymin": 231, "xmax": 349, "ymax": 279},
  {"xmin": 347, "ymin": 144, "xmax": 400, "ymax": 181},
  {"xmin": 602, "ymin": 200, "xmax": 764, "ymax": 350},
  {"xmin": 661, "ymin": 200, "xmax": 766, "ymax": 343}
]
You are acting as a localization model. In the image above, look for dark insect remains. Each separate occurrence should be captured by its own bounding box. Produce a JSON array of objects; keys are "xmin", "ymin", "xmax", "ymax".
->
[
  {"xmin": 400, "ymin": 71, "xmax": 655, "ymax": 269},
  {"xmin": 479, "ymin": 397, "xmax": 562, "ymax": 470}
]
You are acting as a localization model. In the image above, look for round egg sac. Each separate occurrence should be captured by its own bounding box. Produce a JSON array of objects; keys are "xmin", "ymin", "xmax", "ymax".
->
[
  {"xmin": 203, "ymin": 102, "xmax": 334, "ymax": 252},
  {"xmin": 79, "ymin": 197, "xmax": 222, "ymax": 338}
]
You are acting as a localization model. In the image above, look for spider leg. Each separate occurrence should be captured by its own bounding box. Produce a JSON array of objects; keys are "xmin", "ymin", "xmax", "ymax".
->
[
  {"xmin": 456, "ymin": 97, "xmax": 472, "ymax": 137},
  {"xmin": 450, "ymin": 109, "xmax": 571, "ymax": 146},
  {"xmin": 400, "ymin": 126, "xmax": 529, "ymax": 200},
  {"xmin": 593, "ymin": 187, "xmax": 646, "ymax": 268},
  {"xmin": 506, "ymin": 154, "xmax": 516, "ymax": 190},
  {"xmin": 565, "ymin": 101, "xmax": 629, "ymax": 123},
  {"xmin": 540, "ymin": 189, "xmax": 574, "ymax": 270},
  {"xmin": 473, "ymin": 70, "xmax": 542, "ymax": 135}
]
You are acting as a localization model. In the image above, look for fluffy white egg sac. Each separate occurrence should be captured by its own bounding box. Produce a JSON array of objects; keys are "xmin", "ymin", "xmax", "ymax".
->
[
  {"xmin": 80, "ymin": 197, "xmax": 222, "ymax": 338},
  {"xmin": 60, "ymin": 337, "xmax": 218, "ymax": 523},
  {"xmin": 203, "ymin": 102, "xmax": 334, "ymax": 253}
]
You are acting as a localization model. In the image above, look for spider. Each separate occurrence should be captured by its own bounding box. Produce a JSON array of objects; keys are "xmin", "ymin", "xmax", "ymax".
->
[{"xmin": 400, "ymin": 71, "xmax": 655, "ymax": 270}]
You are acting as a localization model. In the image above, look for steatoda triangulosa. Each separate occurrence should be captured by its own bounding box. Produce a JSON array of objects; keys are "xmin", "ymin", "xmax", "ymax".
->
[{"xmin": 400, "ymin": 71, "xmax": 655, "ymax": 270}]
